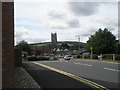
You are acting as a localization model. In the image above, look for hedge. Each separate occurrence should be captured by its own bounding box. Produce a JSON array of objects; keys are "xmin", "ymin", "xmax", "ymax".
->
[
  {"xmin": 115, "ymin": 54, "xmax": 120, "ymax": 60},
  {"xmin": 103, "ymin": 54, "xmax": 120, "ymax": 61},
  {"xmin": 27, "ymin": 56, "xmax": 49, "ymax": 61},
  {"xmin": 27, "ymin": 56, "xmax": 40, "ymax": 61},
  {"xmin": 77, "ymin": 54, "xmax": 98, "ymax": 59}
]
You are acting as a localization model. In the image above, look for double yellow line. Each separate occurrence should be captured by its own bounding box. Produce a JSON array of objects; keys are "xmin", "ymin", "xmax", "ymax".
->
[{"xmin": 33, "ymin": 62, "xmax": 109, "ymax": 90}]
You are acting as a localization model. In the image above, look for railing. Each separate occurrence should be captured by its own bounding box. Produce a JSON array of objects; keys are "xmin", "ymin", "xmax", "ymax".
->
[{"xmin": 75, "ymin": 54, "xmax": 120, "ymax": 61}]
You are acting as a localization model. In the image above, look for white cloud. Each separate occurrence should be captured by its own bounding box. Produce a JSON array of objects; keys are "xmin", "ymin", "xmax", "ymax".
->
[
  {"xmin": 15, "ymin": 1, "xmax": 118, "ymax": 44},
  {"xmin": 15, "ymin": 26, "xmax": 50, "ymax": 45}
]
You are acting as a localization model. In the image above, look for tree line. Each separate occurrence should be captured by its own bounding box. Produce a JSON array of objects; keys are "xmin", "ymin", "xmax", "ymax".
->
[{"xmin": 15, "ymin": 28, "xmax": 120, "ymax": 55}]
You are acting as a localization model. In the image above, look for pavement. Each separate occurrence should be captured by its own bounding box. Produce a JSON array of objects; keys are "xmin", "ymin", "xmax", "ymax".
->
[{"xmin": 15, "ymin": 66, "xmax": 41, "ymax": 89}]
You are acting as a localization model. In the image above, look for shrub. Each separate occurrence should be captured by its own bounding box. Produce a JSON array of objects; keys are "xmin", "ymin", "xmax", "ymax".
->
[
  {"xmin": 40, "ymin": 57, "xmax": 49, "ymax": 60},
  {"xmin": 84, "ymin": 55, "xmax": 90, "ymax": 59},
  {"xmin": 115, "ymin": 54, "xmax": 120, "ymax": 61},
  {"xmin": 53, "ymin": 58, "xmax": 58, "ymax": 60},
  {"xmin": 92, "ymin": 54, "xmax": 98, "ymax": 59},
  {"xmin": 27, "ymin": 56, "xmax": 40, "ymax": 61},
  {"xmin": 102, "ymin": 54, "xmax": 120, "ymax": 61},
  {"xmin": 27, "ymin": 56, "xmax": 50, "ymax": 61},
  {"xmin": 77, "ymin": 55, "xmax": 80, "ymax": 59},
  {"xmin": 103, "ymin": 54, "xmax": 113, "ymax": 60}
]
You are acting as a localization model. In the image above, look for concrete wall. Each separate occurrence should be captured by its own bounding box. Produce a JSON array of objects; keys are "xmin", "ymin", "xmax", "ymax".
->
[{"xmin": 2, "ymin": 2, "xmax": 15, "ymax": 88}]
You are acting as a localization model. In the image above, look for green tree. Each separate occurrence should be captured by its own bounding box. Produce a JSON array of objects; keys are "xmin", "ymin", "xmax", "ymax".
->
[
  {"xmin": 86, "ymin": 28, "xmax": 117, "ymax": 54},
  {"xmin": 61, "ymin": 43, "xmax": 70, "ymax": 49},
  {"xmin": 115, "ymin": 40, "xmax": 120, "ymax": 54},
  {"xmin": 15, "ymin": 40, "xmax": 31, "ymax": 55}
]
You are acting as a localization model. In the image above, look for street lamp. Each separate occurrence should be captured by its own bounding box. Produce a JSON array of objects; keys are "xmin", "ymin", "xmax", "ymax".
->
[{"xmin": 76, "ymin": 35, "xmax": 80, "ymax": 52}]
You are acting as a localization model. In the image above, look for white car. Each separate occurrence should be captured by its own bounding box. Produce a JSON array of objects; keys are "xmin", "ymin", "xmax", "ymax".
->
[{"xmin": 64, "ymin": 55, "xmax": 73, "ymax": 60}]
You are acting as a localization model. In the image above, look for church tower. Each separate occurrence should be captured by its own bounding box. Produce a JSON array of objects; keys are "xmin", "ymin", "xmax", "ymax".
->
[{"xmin": 51, "ymin": 33, "xmax": 57, "ymax": 47}]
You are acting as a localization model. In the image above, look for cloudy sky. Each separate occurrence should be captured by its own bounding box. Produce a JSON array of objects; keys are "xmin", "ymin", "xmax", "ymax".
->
[{"xmin": 14, "ymin": 0, "xmax": 118, "ymax": 45}]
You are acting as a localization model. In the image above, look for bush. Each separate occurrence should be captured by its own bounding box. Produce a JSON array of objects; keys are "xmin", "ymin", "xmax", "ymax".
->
[
  {"xmin": 103, "ymin": 54, "xmax": 113, "ymax": 60},
  {"xmin": 77, "ymin": 55, "xmax": 80, "ymax": 59},
  {"xmin": 40, "ymin": 57, "xmax": 49, "ymax": 60},
  {"xmin": 53, "ymin": 58, "xmax": 58, "ymax": 60},
  {"xmin": 92, "ymin": 54, "xmax": 98, "ymax": 59},
  {"xmin": 102, "ymin": 54, "xmax": 120, "ymax": 61},
  {"xmin": 115, "ymin": 54, "xmax": 120, "ymax": 61},
  {"xmin": 76, "ymin": 55, "xmax": 82, "ymax": 59},
  {"xmin": 82, "ymin": 54, "xmax": 97, "ymax": 59},
  {"xmin": 76, "ymin": 53, "xmax": 120, "ymax": 61},
  {"xmin": 84, "ymin": 55, "xmax": 90, "ymax": 59},
  {"xmin": 27, "ymin": 56, "xmax": 50, "ymax": 61},
  {"xmin": 27, "ymin": 56, "xmax": 40, "ymax": 61}
]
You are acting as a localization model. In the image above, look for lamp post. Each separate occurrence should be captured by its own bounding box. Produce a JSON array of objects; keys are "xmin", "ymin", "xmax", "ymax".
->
[{"xmin": 76, "ymin": 35, "xmax": 80, "ymax": 52}]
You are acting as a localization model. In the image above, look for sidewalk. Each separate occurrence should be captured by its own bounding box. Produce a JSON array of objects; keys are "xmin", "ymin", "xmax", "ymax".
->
[{"xmin": 15, "ymin": 67, "xmax": 41, "ymax": 89}]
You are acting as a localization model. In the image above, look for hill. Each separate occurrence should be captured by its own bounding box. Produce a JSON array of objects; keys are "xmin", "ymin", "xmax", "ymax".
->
[{"xmin": 30, "ymin": 41, "xmax": 86, "ymax": 48}]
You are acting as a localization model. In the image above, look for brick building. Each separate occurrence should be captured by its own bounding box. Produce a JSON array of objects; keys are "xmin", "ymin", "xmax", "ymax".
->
[{"xmin": 0, "ymin": 1, "xmax": 16, "ymax": 88}]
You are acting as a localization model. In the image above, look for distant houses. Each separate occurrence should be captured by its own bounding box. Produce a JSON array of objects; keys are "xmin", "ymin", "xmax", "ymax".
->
[
  {"xmin": 31, "ymin": 43, "xmax": 87, "ymax": 56},
  {"xmin": 30, "ymin": 32, "xmax": 87, "ymax": 56}
]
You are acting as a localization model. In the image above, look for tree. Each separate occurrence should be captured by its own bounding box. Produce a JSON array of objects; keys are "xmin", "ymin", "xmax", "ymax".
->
[
  {"xmin": 15, "ymin": 40, "xmax": 31, "ymax": 55},
  {"xmin": 86, "ymin": 28, "xmax": 117, "ymax": 54},
  {"xmin": 61, "ymin": 43, "xmax": 70, "ymax": 49},
  {"xmin": 115, "ymin": 40, "xmax": 120, "ymax": 54}
]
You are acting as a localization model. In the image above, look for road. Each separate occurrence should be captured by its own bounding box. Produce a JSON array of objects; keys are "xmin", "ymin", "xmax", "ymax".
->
[{"xmin": 23, "ymin": 60, "xmax": 120, "ymax": 89}]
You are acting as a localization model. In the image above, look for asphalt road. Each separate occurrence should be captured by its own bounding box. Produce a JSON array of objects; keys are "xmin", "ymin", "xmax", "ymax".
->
[{"xmin": 23, "ymin": 60, "xmax": 120, "ymax": 89}]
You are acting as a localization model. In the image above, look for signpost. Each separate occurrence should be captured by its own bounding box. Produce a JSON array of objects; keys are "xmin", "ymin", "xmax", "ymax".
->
[{"xmin": 90, "ymin": 47, "xmax": 93, "ymax": 59}]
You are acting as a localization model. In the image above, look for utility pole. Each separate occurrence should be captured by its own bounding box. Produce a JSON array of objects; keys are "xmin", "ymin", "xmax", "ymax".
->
[{"xmin": 76, "ymin": 35, "xmax": 80, "ymax": 52}]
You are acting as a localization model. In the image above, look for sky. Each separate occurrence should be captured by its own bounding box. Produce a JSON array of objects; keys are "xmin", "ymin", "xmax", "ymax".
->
[{"xmin": 14, "ymin": 0, "xmax": 118, "ymax": 45}]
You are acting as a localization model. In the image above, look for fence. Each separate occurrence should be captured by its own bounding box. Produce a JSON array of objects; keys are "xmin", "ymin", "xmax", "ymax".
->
[{"xmin": 76, "ymin": 54, "xmax": 120, "ymax": 61}]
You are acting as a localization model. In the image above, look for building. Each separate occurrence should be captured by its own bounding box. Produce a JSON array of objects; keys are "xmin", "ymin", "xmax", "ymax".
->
[
  {"xmin": 51, "ymin": 33, "xmax": 57, "ymax": 48},
  {"xmin": 1, "ymin": 1, "xmax": 16, "ymax": 88}
]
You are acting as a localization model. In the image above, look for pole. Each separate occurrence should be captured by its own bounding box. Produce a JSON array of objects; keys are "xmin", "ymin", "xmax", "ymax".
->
[
  {"xmin": 76, "ymin": 35, "xmax": 80, "ymax": 53},
  {"xmin": 113, "ymin": 54, "xmax": 115, "ymax": 61},
  {"xmin": 78, "ymin": 36, "xmax": 80, "ymax": 52},
  {"xmin": 90, "ymin": 47, "xmax": 92, "ymax": 59}
]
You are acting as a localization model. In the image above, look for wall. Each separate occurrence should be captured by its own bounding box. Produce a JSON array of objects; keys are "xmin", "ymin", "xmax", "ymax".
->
[
  {"xmin": 15, "ymin": 49, "xmax": 22, "ymax": 67},
  {"xmin": 0, "ymin": 1, "xmax": 2, "ymax": 89},
  {"xmin": 2, "ymin": 2, "xmax": 15, "ymax": 88}
]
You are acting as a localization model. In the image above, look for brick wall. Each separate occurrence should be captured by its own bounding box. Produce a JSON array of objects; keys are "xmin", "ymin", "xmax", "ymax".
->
[
  {"xmin": 15, "ymin": 49, "xmax": 22, "ymax": 67},
  {"xmin": 2, "ymin": 2, "xmax": 15, "ymax": 88},
  {"xmin": 0, "ymin": 1, "xmax": 2, "ymax": 89}
]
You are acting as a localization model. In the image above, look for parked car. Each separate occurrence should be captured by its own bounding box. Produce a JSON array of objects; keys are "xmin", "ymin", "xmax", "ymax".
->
[
  {"xmin": 58, "ymin": 56, "xmax": 64, "ymax": 59},
  {"xmin": 64, "ymin": 55, "xmax": 73, "ymax": 60}
]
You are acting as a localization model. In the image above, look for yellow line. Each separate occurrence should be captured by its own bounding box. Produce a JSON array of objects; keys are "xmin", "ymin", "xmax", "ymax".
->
[{"xmin": 32, "ymin": 62, "xmax": 109, "ymax": 90}]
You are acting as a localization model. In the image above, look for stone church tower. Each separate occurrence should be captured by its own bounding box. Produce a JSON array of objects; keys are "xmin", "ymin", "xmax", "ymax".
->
[{"xmin": 51, "ymin": 33, "xmax": 57, "ymax": 48}]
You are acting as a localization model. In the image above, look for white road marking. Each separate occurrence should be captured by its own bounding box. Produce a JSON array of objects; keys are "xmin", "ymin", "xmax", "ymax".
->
[
  {"xmin": 104, "ymin": 67, "xmax": 120, "ymax": 72},
  {"xmin": 74, "ymin": 63, "xmax": 92, "ymax": 67}
]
